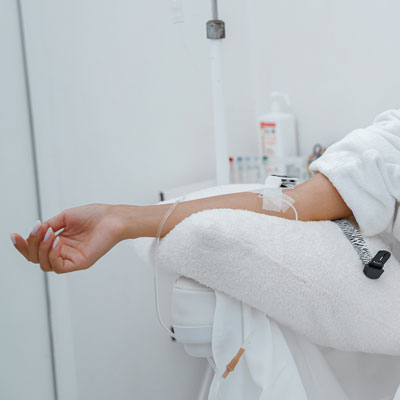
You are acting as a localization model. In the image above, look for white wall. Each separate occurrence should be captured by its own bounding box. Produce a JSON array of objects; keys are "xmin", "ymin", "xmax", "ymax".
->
[
  {"xmin": 20, "ymin": 0, "xmax": 229, "ymax": 399},
  {"xmin": 0, "ymin": 0, "xmax": 55, "ymax": 399},
  {"xmin": 245, "ymin": 0, "xmax": 400, "ymax": 154},
  {"xmin": 14, "ymin": 0, "xmax": 400, "ymax": 399}
]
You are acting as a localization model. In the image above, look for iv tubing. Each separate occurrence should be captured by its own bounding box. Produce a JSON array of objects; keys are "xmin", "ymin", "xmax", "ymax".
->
[{"xmin": 153, "ymin": 195, "xmax": 187, "ymax": 339}]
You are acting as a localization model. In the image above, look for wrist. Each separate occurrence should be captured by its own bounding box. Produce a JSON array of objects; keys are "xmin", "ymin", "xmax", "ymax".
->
[
  {"xmin": 111, "ymin": 203, "xmax": 169, "ymax": 240},
  {"xmin": 111, "ymin": 204, "xmax": 141, "ymax": 241}
]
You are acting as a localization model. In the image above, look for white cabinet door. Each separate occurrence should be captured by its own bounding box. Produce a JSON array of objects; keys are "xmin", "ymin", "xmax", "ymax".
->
[{"xmin": 0, "ymin": 0, "xmax": 55, "ymax": 399}]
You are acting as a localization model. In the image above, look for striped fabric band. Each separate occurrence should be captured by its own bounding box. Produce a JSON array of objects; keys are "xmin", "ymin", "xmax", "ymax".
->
[{"xmin": 333, "ymin": 219, "xmax": 372, "ymax": 265}]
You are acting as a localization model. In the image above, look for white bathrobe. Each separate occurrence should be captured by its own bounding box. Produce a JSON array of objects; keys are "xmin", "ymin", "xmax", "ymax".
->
[
  {"xmin": 208, "ymin": 109, "xmax": 400, "ymax": 400},
  {"xmin": 287, "ymin": 109, "xmax": 400, "ymax": 400},
  {"xmin": 310, "ymin": 108, "xmax": 400, "ymax": 260}
]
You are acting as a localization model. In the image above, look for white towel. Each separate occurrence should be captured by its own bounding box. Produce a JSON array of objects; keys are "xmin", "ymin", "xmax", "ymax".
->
[
  {"xmin": 139, "ymin": 207, "xmax": 400, "ymax": 354},
  {"xmin": 130, "ymin": 205, "xmax": 400, "ymax": 399}
]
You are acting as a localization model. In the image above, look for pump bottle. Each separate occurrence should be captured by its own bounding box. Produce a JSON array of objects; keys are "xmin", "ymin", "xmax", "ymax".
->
[{"xmin": 258, "ymin": 92, "xmax": 298, "ymax": 175}]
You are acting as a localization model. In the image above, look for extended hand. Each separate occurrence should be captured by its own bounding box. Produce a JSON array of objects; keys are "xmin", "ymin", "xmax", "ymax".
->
[{"xmin": 10, "ymin": 203, "xmax": 123, "ymax": 274}]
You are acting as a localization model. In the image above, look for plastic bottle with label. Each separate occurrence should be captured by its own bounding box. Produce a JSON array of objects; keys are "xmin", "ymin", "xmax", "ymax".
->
[{"xmin": 258, "ymin": 92, "xmax": 298, "ymax": 175}]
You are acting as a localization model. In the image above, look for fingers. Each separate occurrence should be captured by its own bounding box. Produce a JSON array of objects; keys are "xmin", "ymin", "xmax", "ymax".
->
[
  {"xmin": 11, "ymin": 214, "xmax": 74, "ymax": 273},
  {"xmin": 11, "ymin": 213, "xmax": 65, "ymax": 263},
  {"xmin": 10, "ymin": 233, "xmax": 30, "ymax": 261},
  {"xmin": 48, "ymin": 240, "xmax": 79, "ymax": 274},
  {"xmin": 43, "ymin": 211, "xmax": 66, "ymax": 234},
  {"xmin": 12, "ymin": 210, "xmax": 88, "ymax": 274},
  {"xmin": 38, "ymin": 226, "xmax": 55, "ymax": 272},
  {"xmin": 17, "ymin": 224, "xmax": 71, "ymax": 273},
  {"xmin": 27, "ymin": 219, "xmax": 49, "ymax": 263}
]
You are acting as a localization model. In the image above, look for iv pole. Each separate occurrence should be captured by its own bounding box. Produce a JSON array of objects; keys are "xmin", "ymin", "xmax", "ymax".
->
[{"xmin": 207, "ymin": 0, "xmax": 230, "ymax": 185}]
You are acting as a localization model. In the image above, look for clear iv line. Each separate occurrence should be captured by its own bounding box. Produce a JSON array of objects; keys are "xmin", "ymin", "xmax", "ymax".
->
[{"xmin": 153, "ymin": 195, "xmax": 187, "ymax": 339}]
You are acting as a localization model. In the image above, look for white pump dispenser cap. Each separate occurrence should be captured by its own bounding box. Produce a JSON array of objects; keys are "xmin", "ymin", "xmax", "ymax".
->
[{"xmin": 270, "ymin": 92, "xmax": 291, "ymax": 113}]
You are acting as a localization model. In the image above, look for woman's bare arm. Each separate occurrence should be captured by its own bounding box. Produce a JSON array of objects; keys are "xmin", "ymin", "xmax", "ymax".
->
[
  {"xmin": 115, "ymin": 172, "xmax": 352, "ymax": 240},
  {"xmin": 11, "ymin": 172, "xmax": 352, "ymax": 273}
]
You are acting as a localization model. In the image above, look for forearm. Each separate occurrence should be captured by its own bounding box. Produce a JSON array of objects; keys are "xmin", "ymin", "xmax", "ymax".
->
[{"xmin": 115, "ymin": 173, "xmax": 352, "ymax": 240}]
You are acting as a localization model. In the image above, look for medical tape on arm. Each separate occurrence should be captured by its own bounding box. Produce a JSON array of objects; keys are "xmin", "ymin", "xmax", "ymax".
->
[
  {"xmin": 248, "ymin": 174, "xmax": 298, "ymax": 214},
  {"xmin": 250, "ymin": 187, "xmax": 296, "ymax": 214}
]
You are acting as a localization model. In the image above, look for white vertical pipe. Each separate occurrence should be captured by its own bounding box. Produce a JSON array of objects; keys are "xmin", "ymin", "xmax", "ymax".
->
[
  {"xmin": 210, "ymin": 0, "xmax": 218, "ymax": 19},
  {"xmin": 210, "ymin": 39, "xmax": 230, "ymax": 185}
]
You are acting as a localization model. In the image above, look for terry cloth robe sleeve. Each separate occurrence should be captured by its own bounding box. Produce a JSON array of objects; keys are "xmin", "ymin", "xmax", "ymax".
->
[{"xmin": 309, "ymin": 109, "xmax": 400, "ymax": 239}]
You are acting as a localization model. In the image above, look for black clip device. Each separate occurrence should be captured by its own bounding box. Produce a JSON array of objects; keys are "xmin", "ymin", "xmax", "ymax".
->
[{"xmin": 363, "ymin": 250, "xmax": 391, "ymax": 279}]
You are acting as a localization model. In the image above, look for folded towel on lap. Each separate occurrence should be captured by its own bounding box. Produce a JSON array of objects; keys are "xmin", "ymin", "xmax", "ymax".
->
[{"xmin": 130, "ymin": 184, "xmax": 400, "ymax": 355}]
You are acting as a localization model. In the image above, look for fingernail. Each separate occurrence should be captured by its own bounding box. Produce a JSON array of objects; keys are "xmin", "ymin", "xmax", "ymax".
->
[
  {"xmin": 10, "ymin": 233, "xmax": 16, "ymax": 245},
  {"xmin": 44, "ymin": 227, "xmax": 53, "ymax": 242},
  {"xmin": 31, "ymin": 219, "xmax": 42, "ymax": 235},
  {"xmin": 52, "ymin": 236, "xmax": 60, "ymax": 249}
]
